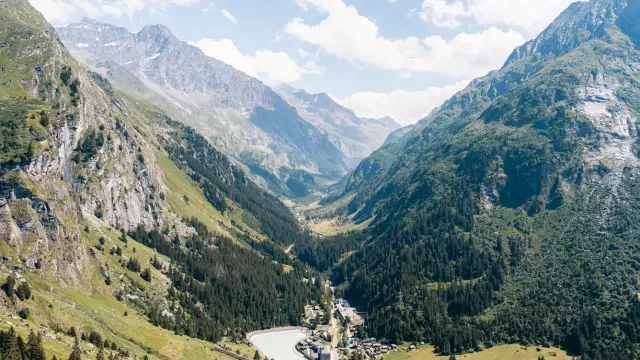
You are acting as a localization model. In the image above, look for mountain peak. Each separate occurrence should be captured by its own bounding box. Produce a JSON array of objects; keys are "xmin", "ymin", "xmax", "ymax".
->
[
  {"xmin": 505, "ymin": 0, "xmax": 627, "ymax": 65},
  {"xmin": 80, "ymin": 17, "xmax": 102, "ymax": 25},
  {"xmin": 138, "ymin": 23, "xmax": 176, "ymax": 40},
  {"xmin": 275, "ymin": 83, "xmax": 301, "ymax": 94}
]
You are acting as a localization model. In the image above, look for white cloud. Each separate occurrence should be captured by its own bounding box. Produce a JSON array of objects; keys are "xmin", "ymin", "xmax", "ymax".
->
[
  {"xmin": 220, "ymin": 8, "xmax": 237, "ymax": 24},
  {"xmin": 419, "ymin": 0, "xmax": 586, "ymax": 34},
  {"xmin": 28, "ymin": 0, "xmax": 200, "ymax": 23},
  {"xmin": 28, "ymin": 0, "xmax": 78, "ymax": 23},
  {"xmin": 191, "ymin": 38, "xmax": 325, "ymax": 84},
  {"xmin": 419, "ymin": 0, "xmax": 468, "ymax": 28},
  {"xmin": 337, "ymin": 80, "xmax": 469, "ymax": 126},
  {"xmin": 285, "ymin": 0, "xmax": 524, "ymax": 79},
  {"xmin": 298, "ymin": 48, "xmax": 311, "ymax": 58},
  {"xmin": 201, "ymin": 2, "xmax": 215, "ymax": 14}
]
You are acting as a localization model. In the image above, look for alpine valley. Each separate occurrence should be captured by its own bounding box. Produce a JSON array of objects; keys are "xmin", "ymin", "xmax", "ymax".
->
[{"xmin": 1, "ymin": 0, "xmax": 640, "ymax": 360}]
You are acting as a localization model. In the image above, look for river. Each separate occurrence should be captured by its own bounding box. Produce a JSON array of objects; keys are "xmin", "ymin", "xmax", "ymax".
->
[{"xmin": 249, "ymin": 328, "xmax": 307, "ymax": 360}]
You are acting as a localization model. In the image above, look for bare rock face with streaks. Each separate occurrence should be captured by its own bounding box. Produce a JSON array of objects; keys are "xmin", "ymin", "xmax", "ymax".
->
[{"xmin": 0, "ymin": 0, "xmax": 176, "ymax": 285}]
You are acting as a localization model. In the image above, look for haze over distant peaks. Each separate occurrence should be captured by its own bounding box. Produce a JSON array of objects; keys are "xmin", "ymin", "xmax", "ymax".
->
[{"xmin": 275, "ymin": 83, "xmax": 400, "ymax": 163}]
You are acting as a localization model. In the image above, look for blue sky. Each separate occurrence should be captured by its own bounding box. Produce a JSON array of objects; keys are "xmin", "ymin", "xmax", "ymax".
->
[{"xmin": 30, "ymin": 0, "xmax": 582, "ymax": 125}]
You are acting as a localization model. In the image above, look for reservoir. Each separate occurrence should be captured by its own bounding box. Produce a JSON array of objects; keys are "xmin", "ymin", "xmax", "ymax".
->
[{"xmin": 249, "ymin": 328, "xmax": 307, "ymax": 360}]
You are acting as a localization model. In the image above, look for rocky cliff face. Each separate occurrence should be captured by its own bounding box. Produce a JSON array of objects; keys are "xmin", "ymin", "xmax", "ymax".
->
[
  {"xmin": 275, "ymin": 84, "xmax": 400, "ymax": 163},
  {"xmin": 0, "ymin": 0, "xmax": 178, "ymax": 285},
  {"xmin": 56, "ymin": 20, "xmax": 348, "ymax": 197}
]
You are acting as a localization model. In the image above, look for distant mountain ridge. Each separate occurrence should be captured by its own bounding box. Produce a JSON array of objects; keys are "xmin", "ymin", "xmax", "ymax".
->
[
  {"xmin": 382, "ymin": 124, "xmax": 415, "ymax": 146},
  {"xmin": 56, "ymin": 18, "xmax": 348, "ymax": 197},
  {"xmin": 275, "ymin": 84, "xmax": 400, "ymax": 164}
]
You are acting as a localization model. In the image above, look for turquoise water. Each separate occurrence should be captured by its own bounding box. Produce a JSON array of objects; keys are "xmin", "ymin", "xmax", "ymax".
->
[{"xmin": 251, "ymin": 330, "xmax": 307, "ymax": 360}]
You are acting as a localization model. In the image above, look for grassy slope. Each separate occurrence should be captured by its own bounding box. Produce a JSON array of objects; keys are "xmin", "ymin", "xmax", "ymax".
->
[
  {"xmin": 385, "ymin": 344, "xmax": 571, "ymax": 360},
  {"xmin": 156, "ymin": 152, "xmax": 229, "ymax": 234},
  {"xmin": 155, "ymin": 152, "xmax": 266, "ymax": 243},
  {"xmin": 0, "ymin": 222, "xmax": 254, "ymax": 360}
]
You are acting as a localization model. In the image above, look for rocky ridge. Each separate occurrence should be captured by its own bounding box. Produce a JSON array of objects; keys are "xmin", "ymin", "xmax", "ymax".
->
[
  {"xmin": 56, "ymin": 19, "xmax": 349, "ymax": 197},
  {"xmin": 275, "ymin": 84, "xmax": 400, "ymax": 163}
]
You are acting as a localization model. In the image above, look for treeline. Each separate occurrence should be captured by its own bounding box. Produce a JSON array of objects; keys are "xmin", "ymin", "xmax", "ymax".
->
[
  {"xmin": 0, "ymin": 329, "xmax": 46, "ymax": 360},
  {"xmin": 293, "ymin": 232, "xmax": 366, "ymax": 272},
  {"xmin": 162, "ymin": 118, "xmax": 304, "ymax": 246},
  {"xmin": 129, "ymin": 218, "xmax": 324, "ymax": 343}
]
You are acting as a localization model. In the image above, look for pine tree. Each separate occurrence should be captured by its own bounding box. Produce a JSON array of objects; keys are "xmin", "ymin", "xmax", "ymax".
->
[
  {"xmin": 68, "ymin": 338, "xmax": 81, "ymax": 360},
  {"xmin": 27, "ymin": 331, "xmax": 46, "ymax": 360},
  {"xmin": 39, "ymin": 110, "xmax": 49, "ymax": 127},
  {"xmin": 141, "ymin": 268, "xmax": 152, "ymax": 282},
  {"xmin": 151, "ymin": 256, "xmax": 162, "ymax": 270},
  {"xmin": 15, "ymin": 282, "xmax": 31, "ymax": 301},
  {"xmin": 26, "ymin": 141, "xmax": 37, "ymax": 158},
  {"xmin": 2, "ymin": 275, "xmax": 16, "ymax": 298},
  {"xmin": 16, "ymin": 335, "xmax": 27, "ymax": 360},
  {"xmin": 3, "ymin": 328, "xmax": 21, "ymax": 360},
  {"xmin": 253, "ymin": 350, "xmax": 261, "ymax": 360}
]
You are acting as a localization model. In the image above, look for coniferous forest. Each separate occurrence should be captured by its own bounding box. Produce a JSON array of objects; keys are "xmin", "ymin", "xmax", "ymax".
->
[
  {"xmin": 130, "ymin": 218, "xmax": 325, "ymax": 343},
  {"xmin": 161, "ymin": 117, "xmax": 305, "ymax": 246}
]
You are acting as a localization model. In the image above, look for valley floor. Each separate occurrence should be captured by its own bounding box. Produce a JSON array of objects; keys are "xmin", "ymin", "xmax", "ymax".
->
[{"xmin": 384, "ymin": 344, "xmax": 572, "ymax": 360}]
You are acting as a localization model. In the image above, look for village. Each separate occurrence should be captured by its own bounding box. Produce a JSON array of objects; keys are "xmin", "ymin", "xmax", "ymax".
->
[{"xmin": 296, "ymin": 298, "xmax": 411, "ymax": 360}]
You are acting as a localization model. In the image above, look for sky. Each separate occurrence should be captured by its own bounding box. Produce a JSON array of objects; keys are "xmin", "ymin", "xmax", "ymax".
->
[{"xmin": 29, "ymin": 0, "xmax": 583, "ymax": 125}]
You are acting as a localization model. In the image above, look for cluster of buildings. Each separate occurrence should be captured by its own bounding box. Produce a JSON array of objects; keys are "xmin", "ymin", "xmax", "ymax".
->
[
  {"xmin": 297, "ymin": 338, "xmax": 332, "ymax": 360},
  {"xmin": 335, "ymin": 299, "xmax": 363, "ymax": 325},
  {"xmin": 345, "ymin": 338, "xmax": 399, "ymax": 357},
  {"xmin": 305, "ymin": 301, "xmax": 327, "ymax": 327}
]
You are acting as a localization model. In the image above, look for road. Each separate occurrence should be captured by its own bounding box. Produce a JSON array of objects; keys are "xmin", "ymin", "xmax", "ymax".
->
[{"xmin": 330, "ymin": 299, "xmax": 340, "ymax": 360}]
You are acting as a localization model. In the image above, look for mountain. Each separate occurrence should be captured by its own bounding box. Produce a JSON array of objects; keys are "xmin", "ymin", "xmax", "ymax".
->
[
  {"xmin": 275, "ymin": 84, "xmax": 400, "ymax": 166},
  {"xmin": 55, "ymin": 19, "xmax": 348, "ymax": 198},
  {"xmin": 382, "ymin": 124, "xmax": 415, "ymax": 146},
  {"xmin": 0, "ymin": 1, "xmax": 324, "ymax": 358},
  {"xmin": 317, "ymin": 0, "xmax": 640, "ymax": 358}
]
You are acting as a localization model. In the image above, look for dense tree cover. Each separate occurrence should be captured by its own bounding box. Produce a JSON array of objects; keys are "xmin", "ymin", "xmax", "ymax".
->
[
  {"xmin": 324, "ymin": 169, "xmax": 640, "ymax": 359},
  {"xmin": 0, "ymin": 328, "xmax": 46, "ymax": 360},
  {"xmin": 129, "ymin": 218, "xmax": 325, "ymax": 343},
  {"xmin": 330, "ymin": 180, "xmax": 506, "ymax": 352},
  {"xmin": 293, "ymin": 232, "xmax": 366, "ymax": 272},
  {"xmin": 161, "ymin": 117, "xmax": 304, "ymax": 246},
  {"xmin": 0, "ymin": 102, "xmax": 42, "ymax": 167}
]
